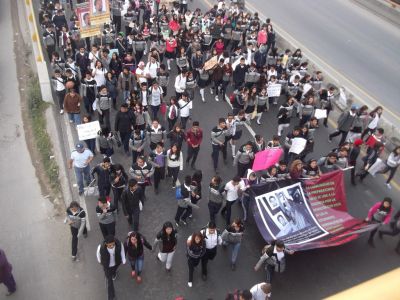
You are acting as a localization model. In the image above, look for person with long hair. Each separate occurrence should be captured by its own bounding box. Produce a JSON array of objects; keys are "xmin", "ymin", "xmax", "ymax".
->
[
  {"xmin": 154, "ymin": 221, "xmax": 178, "ymax": 272},
  {"xmin": 366, "ymin": 197, "xmax": 393, "ymax": 247},
  {"xmin": 167, "ymin": 123, "xmax": 186, "ymax": 149},
  {"xmin": 361, "ymin": 106, "xmax": 383, "ymax": 140},
  {"xmin": 375, "ymin": 146, "xmax": 400, "ymax": 189},
  {"xmin": 166, "ymin": 143, "xmax": 183, "ymax": 188},
  {"xmin": 186, "ymin": 232, "xmax": 206, "ymax": 287},
  {"xmin": 124, "ymin": 231, "xmax": 152, "ymax": 283},
  {"xmin": 221, "ymin": 218, "xmax": 245, "ymax": 271},
  {"xmin": 289, "ymin": 159, "xmax": 303, "ymax": 181}
]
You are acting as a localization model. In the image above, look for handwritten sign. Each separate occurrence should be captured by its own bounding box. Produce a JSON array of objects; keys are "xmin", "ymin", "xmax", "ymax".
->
[
  {"xmin": 267, "ymin": 84, "xmax": 282, "ymax": 98},
  {"xmin": 77, "ymin": 121, "xmax": 101, "ymax": 140},
  {"xmin": 314, "ymin": 109, "xmax": 327, "ymax": 119}
]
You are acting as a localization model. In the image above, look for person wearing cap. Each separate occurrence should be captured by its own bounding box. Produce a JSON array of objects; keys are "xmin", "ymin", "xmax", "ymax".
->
[
  {"xmin": 96, "ymin": 235, "xmax": 126, "ymax": 300},
  {"xmin": 68, "ymin": 143, "xmax": 94, "ymax": 195},
  {"xmin": 328, "ymin": 105, "xmax": 358, "ymax": 146}
]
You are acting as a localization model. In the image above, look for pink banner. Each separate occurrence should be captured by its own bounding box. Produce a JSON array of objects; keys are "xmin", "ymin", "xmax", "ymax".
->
[{"xmin": 252, "ymin": 148, "xmax": 283, "ymax": 171}]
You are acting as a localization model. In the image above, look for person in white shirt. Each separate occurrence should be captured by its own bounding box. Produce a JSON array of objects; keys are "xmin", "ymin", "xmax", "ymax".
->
[
  {"xmin": 136, "ymin": 61, "xmax": 149, "ymax": 85},
  {"xmin": 145, "ymin": 56, "xmax": 160, "ymax": 84},
  {"xmin": 200, "ymin": 221, "xmax": 222, "ymax": 281},
  {"xmin": 92, "ymin": 60, "xmax": 107, "ymax": 87},
  {"xmin": 177, "ymin": 92, "xmax": 192, "ymax": 130},
  {"xmin": 68, "ymin": 143, "xmax": 94, "ymax": 195},
  {"xmin": 250, "ymin": 282, "xmax": 272, "ymax": 300},
  {"xmin": 174, "ymin": 71, "xmax": 187, "ymax": 99},
  {"xmin": 166, "ymin": 144, "xmax": 183, "ymax": 188},
  {"xmin": 221, "ymin": 176, "xmax": 246, "ymax": 225},
  {"xmin": 148, "ymin": 81, "xmax": 163, "ymax": 120},
  {"xmin": 96, "ymin": 235, "xmax": 126, "ymax": 300}
]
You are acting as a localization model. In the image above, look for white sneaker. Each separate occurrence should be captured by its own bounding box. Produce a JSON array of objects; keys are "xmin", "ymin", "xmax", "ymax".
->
[
  {"xmin": 215, "ymin": 96, "xmax": 219, "ymax": 101},
  {"xmin": 188, "ymin": 282, "xmax": 192, "ymax": 287},
  {"xmin": 210, "ymin": 89, "xmax": 213, "ymax": 95},
  {"xmin": 256, "ymin": 119, "xmax": 261, "ymax": 125},
  {"xmin": 60, "ymin": 109, "xmax": 64, "ymax": 114},
  {"xmin": 386, "ymin": 183, "xmax": 392, "ymax": 189},
  {"xmin": 202, "ymin": 97, "xmax": 205, "ymax": 102},
  {"xmin": 69, "ymin": 120, "xmax": 74, "ymax": 123}
]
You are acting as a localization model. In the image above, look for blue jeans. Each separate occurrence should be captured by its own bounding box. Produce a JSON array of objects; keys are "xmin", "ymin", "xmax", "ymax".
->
[
  {"xmin": 74, "ymin": 165, "xmax": 91, "ymax": 193},
  {"xmin": 68, "ymin": 113, "xmax": 81, "ymax": 125},
  {"xmin": 230, "ymin": 242, "xmax": 241, "ymax": 264},
  {"xmin": 123, "ymin": 90, "xmax": 130, "ymax": 103},
  {"xmin": 128, "ymin": 255, "xmax": 144, "ymax": 275}
]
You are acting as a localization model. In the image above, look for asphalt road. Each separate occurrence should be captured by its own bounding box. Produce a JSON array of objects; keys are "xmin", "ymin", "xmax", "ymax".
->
[
  {"xmin": 5, "ymin": 0, "xmax": 399, "ymax": 299},
  {"xmin": 241, "ymin": 0, "xmax": 400, "ymax": 128}
]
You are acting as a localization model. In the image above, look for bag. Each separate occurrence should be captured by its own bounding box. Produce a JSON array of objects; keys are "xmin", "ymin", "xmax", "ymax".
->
[
  {"xmin": 84, "ymin": 179, "xmax": 99, "ymax": 197},
  {"xmin": 232, "ymin": 129, "xmax": 242, "ymax": 140},
  {"xmin": 175, "ymin": 186, "xmax": 183, "ymax": 199},
  {"xmin": 160, "ymin": 102, "xmax": 167, "ymax": 115}
]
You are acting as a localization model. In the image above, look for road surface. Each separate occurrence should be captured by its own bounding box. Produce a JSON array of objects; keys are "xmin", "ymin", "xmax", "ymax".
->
[{"xmin": 242, "ymin": 0, "xmax": 400, "ymax": 128}]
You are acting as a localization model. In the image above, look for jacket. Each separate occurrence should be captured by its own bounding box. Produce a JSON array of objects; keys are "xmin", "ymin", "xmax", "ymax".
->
[
  {"xmin": 186, "ymin": 128, "xmax": 203, "ymax": 147},
  {"xmin": 115, "ymin": 111, "xmax": 135, "ymax": 133},
  {"xmin": 367, "ymin": 202, "xmax": 393, "ymax": 224},
  {"xmin": 211, "ymin": 126, "xmax": 227, "ymax": 145},
  {"xmin": 129, "ymin": 162, "xmax": 155, "ymax": 183},
  {"xmin": 92, "ymin": 164, "xmax": 112, "ymax": 190},
  {"xmin": 96, "ymin": 202, "xmax": 117, "ymax": 224},
  {"xmin": 99, "ymin": 239, "xmax": 123, "ymax": 268},
  {"xmin": 63, "ymin": 93, "xmax": 82, "ymax": 113},
  {"xmin": 233, "ymin": 145, "xmax": 255, "ymax": 166},
  {"xmin": 121, "ymin": 186, "xmax": 145, "ymax": 214},
  {"xmin": 95, "ymin": 93, "xmax": 112, "ymax": 111},
  {"xmin": 337, "ymin": 111, "xmax": 356, "ymax": 132}
]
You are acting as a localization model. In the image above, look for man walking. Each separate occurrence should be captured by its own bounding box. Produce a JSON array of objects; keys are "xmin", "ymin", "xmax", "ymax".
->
[
  {"xmin": 121, "ymin": 179, "xmax": 145, "ymax": 231},
  {"xmin": 211, "ymin": 118, "xmax": 228, "ymax": 173},
  {"xmin": 0, "ymin": 249, "xmax": 16, "ymax": 296},
  {"xmin": 115, "ymin": 103, "xmax": 135, "ymax": 155},
  {"xmin": 96, "ymin": 235, "xmax": 126, "ymax": 300},
  {"xmin": 68, "ymin": 143, "xmax": 94, "ymax": 195},
  {"xmin": 185, "ymin": 121, "xmax": 203, "ymax": 169}
]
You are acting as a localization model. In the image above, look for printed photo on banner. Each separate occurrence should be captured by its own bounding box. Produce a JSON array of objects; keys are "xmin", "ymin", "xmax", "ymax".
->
[
  {"xmin": 255, "ymin": 182, "xmax": 328, "ymax": 245},
  {"xmin": 89, "ymin": 0, "xmax": 110, "ymax": 25},
  {"xmin": 76, "ymin": 6, "xmax": 91, "ymax": 28}
]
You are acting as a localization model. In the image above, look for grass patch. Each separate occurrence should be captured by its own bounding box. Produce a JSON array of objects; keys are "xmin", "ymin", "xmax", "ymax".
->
[{"xmin": 27, "ymin": 75, "xmax": 61, "ymax": 195}]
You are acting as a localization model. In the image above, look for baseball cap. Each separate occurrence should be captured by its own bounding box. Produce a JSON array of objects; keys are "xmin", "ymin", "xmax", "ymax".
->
[
  {"xmin": 351, "ymin": 104, "xmax": 359, "ymax": 110},
  {"xmin": 75, "ymin": 143, "xmax": 84, "ymax": 151}
]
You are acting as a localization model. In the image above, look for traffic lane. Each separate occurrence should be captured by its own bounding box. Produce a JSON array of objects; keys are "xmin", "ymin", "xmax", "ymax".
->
[{"xmin": 244, "ymin": 0, "xmax": 400, "ymax": 125}]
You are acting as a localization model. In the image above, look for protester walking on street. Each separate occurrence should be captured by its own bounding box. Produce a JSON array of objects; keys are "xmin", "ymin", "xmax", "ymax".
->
[
  {"xmin": 121, "ymin": 179, "xmax": 145, "ymax": 231},
  {"xmin": 65, "ymin": 201, "xmax": 87, "ymax": 261},
  {"xmin": 110, "ymin": 164, "xmax": 128, "ymax": 211},
  {"xmin": 68, "ymin": 142, "xmax": 94, "ymax": 195},
  {"xmin": 130, "ymin": 156, "xmax": 155, "ymax": 194},
  {"xmin": 96, "ymin": 196, "xmax": 117, "ymax": 238},
  {"xmin": 97, "ymin": 235, "xmax": 126, "ymax": 300},
  {"xmin": 208, "ymin": 175, "xmax": 225, "ymax": 224},
  {"xmin": 186, "ymin": 232, "xmax": 207, "ymax": 287},
  {"xmin": 250, "ymin": 282, "xmax": 272, "ymax": 300},
  {"xmin": 379, "ymin": 209, "xmax": 400, "ymax": 254},
  {"xmin": 124, "ymin": 231, "xmax": 153, "ymax": 283},
  {"xmin": 63, "ymin": 88, "xmax": 82, "ymax": 125},
  {"xmin": 154, "ymin": 221, "xmax": 178, "ymax": 272},
  {"xmin": 221, "ymin": 176, "xmax": 246, "ymax": 226},
  {"xmin": 92, "ymin": 157, "xmax": 112, "ymax": 198},
  {"xmin": 211, "ymin": 118, "xmax": 228, "ymax": 173},
  {"xmin": 185, "ymin": 121, "xmax": 203, "ymax": 169},
  {"xmin": 328, "ymin": 105, "xmax": 358, "ymax": 146},
  {"xmin": 366, "ymin": 197, "xmax": 393, "ymax": 247},
  {"xmin": 254, "ymin": 240, "xmax": 294, "ymax": 284},
  {"xmin": 221, "ymin": 218, "xmax": 245, "ymax": 271},
  {"xmin": 200, "ymin": 222, "xmax": 222, "ymax": 281},
  {"xmin": 166, "ymin": 144, "xmax": 183, "ymax": 188},
  {"xmin": 115, "ymin": 103, "xmax": 136, "ymax": 155},
  {"xmin": 0, "ymin": 249, "xmax": 16, "ymax": 296}
]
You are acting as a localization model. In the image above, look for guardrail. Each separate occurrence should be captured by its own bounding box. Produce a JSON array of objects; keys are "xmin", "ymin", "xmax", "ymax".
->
[{"xmin": 24, "ymin": 0, "xmax": 53, "ymax": 103}]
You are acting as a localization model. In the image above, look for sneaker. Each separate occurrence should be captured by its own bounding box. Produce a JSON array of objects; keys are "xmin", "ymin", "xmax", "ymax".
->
[
  {"xmin": 71, "ymin": 256, "xmax": 77, "ymax": 261},
  {"xmin": 215, "ymin": 96, "xmax": 219, "ymax": 101},
  {"xmin": 231, "ymin": 263, "xmax": 236, "ymax": 271},
  {"xmin": 5, "ymin": 291, "xmax": 15, "ymax": 296},
  {"xmin": 202, "ymin": 97, "xmax": 205, "ymax": 102},
  {"xmin": 181, "ymin": 220, "xmax": 187, "ymax": 226},
  {"xmin": 112, "ymin": 273, "xmax": 117, "ymax": 281},
  {"xmin": 60, "ymin": 109, "xmax": 64, "ymax": 114},
  {"xmin": 256, "ymin": 120, "xmax": 261, "ymax": 125},
  {"xmin": 188, "ymin": 214, "xmax": 193, "ymax": 219},
  {"xmin": 175, "ymin": 222, "xmax": 180, "ymax": 228},
  {"xmin": 210, "ymin": 89, "xmax": 213, "ymax": 95},
  {"xmin": 386, "ymin": 183, "xmax": 392, "ymax": 189},
  {"xmin": 328, "ymin": 137, "xmax": 332, "ymax": 143},
  {"xmin": 131, "ymin": 271, "xmax": 136, "ymax": 278},
  {"xmin": 168, "ymin": 66, "xmax": 171, "ymax": 71},
  {"xmin": 136, "ymin": 276, "xmax": 142, "ymax": 283},
  {"xmin": 69, "ymin": 119, "xmax": 74, "ymax": 123},
  {"xmin": 78, "ymin": 191, "xmax": 84, "ymax": 196},
  {"xmin": 188, "ymin": 282, "xmax": 192, "ymax": 287},
  {"xmin": 172, "ymin": 184, "xmax": 176, "ymax": 189}
]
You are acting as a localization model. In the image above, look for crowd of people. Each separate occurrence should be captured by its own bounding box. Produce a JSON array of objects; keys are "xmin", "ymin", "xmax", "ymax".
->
[{"xmin": 36, "ymin": 0, "xmax": 400, "ymax": 299}]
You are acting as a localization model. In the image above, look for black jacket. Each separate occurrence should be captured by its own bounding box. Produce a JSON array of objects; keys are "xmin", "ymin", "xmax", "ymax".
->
[
  {"xmin": 99, "ymin": 239, "xmax": 123, "ymax": 268},
  {"xmin": 121, "ymin": 186, "xmax": 144, "ymax": 214},
  {"xmin": 115, "ymin": 110, "xmax": 135, "ymax": 133}
]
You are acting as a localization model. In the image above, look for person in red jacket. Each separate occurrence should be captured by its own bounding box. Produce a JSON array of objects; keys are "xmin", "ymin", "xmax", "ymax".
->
[
  {"xmin": 0, "ymin": 248, "xmax": 16, "ymax": 296},
  {"xmin": 366, "ymin": 197, "xmax": 393, "ymax": 247},
  {"xmin": 185, "ymin": 121, "xmax": 203, "ymax": 169}
]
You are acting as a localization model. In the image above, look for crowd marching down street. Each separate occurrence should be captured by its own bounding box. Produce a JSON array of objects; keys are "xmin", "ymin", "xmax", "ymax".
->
[{"xmin": 1, "ymin": 0, "xmax": 395, "ymax": 299}]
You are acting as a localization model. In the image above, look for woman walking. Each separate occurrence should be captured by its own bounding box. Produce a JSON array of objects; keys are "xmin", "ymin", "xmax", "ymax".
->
[
  {"xmin": 154, "ymin": 222, "xmax": 178, "ymax": 272},
  {"xmin": 366, "ymin": 197, "xmax": 393, "ymax": 247},
  {"xmin": 186, "ymin": 232, "xmax": 206, "ymax": 287},
  {"xmin": 65, "ymin": 201, "xmax": 87, "ymax": 261},
  {"xmin": 124, "ymin": 231, "xmax": 152, "ymax": 283},
  {"xmin": 221, "ymin": 218, "xmax": 245, "ymax": 271},
  {"xmin": 167, "ymin": 144, "xmax": 183, "ymax": 188}
]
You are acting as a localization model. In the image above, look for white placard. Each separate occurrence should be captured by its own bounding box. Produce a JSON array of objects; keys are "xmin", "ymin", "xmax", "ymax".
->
[
  {"xmin": 267, "ymin": 84, "xmax": 282, "ymax": 98},
  {"xmin": 289, "ymin": 137, "xmax": 307, "ymax": 154},
  {"xmin": 77, "ymin": 121, "xmax": 101, "ymax": 140},
  {"xmin": 314, "ymin": 109, "xmax": 327, "ymax": 119}
]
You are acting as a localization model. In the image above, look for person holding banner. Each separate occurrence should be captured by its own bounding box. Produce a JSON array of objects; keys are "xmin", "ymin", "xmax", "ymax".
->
[
  {"xmin": 379, "ymin": 209, "xmax": 400, "ymax": 254},
  {"xmin": 366, "ymin": 198, "xmax": 393, "ymax": 247}
]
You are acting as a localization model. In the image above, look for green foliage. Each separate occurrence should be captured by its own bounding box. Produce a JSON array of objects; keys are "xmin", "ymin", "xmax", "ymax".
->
[{"xmin": 27, "ymin": 76, "xmax": 61, "ymax": 194}]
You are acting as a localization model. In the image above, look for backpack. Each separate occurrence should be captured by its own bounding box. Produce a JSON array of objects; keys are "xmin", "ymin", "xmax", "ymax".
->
[{"xmin": 175, "ymin": 186, "xmax": 183, "ymax": 199}]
